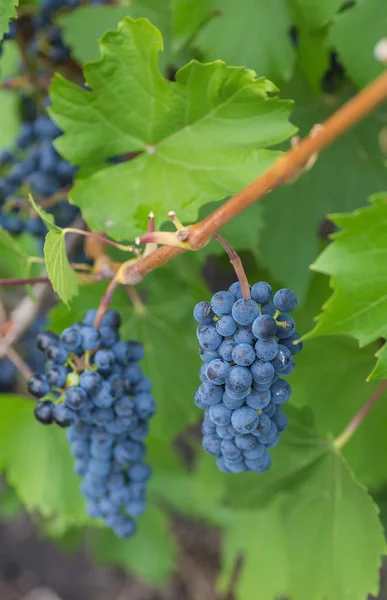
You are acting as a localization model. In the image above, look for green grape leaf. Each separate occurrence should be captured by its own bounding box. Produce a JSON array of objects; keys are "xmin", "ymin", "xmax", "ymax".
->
[
  {"xmin": 58, "ymin": 0, "xmax": 173, "ymax": 69},
  {"xmin": 297, "ymin": 28, "xmax": 330, "ymax": 93},
  {"xmin": 49, "ymin": 17, "xmax": 296, "ymax": 240},
  {"xmin": 225, "ymin": 405, "xmax": 386, "ymax": 600},
  {"xmin": 372, "ymin": 344, "xmax": 387, "ymax": 380},
  {"xmin": 330, "ymin": 0, "xmax": 387, "ymax": 88},
  {"xmin": 218, "ymin": 502, "xmax": 289, "ymax": 600},
  {"xmin": 0, "ymin": 225, "xmax": 29, "ymax": 258},
  {"xmin": 0, "ymin": 0, "xmax": 18, "ymax": 42},
  {"xmin": 291, "ymin": 0, "xmax": 342, "ymax": 29},
  {"xmin": 285, "ymin": 451, "xmax": 386, "ymax": 600},
  {"xmin": 0, "ymin": 395, "xmax": 89, "ymax": 526},
  {"xmin": 91, "ymin": 504, "xmax": 176, "ymax": 585},
  {"xmin": 44, "ymin": 231, "xmax": 79, "ymax": 306},
  {"xmin": 27, "ymin": 195, "xmax": 79, "ymax": 305},
  {"xmin": 171, "ymin": 0, "xmax": 212, "ymax": 48},
  {"xmin": 195, "ymin": 0, "xmax": 295, "ymax": 83},
  {"xmin": 304, "ymin": 194, "xmax": 387, "ymax": 374},
  {"xmin": 290, "ymin": 273, "xmax": 387, "ymax": 487},
  {"xmin": 260, "ymin": 76, "xmax": 387, "ymax": 303},
  {"xmin": 28, "ymin": 194, "xmax": 60, "ymax": 232}
]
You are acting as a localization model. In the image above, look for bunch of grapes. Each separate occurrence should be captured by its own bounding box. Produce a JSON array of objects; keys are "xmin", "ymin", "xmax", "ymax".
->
[
  {"xmin": 0, "ymin": 96, "xmax": 78, "ymax": 236},
  {"xmin": 27, "ymin": 309, "xmax": 156, "ymax": 539},
  {"xmin": 193, "ymin": 281, "xmax": 303, "ymax": 474}
]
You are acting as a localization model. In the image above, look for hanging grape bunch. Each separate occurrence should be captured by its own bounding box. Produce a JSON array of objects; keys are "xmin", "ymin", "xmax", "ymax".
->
[
  {"xmin": 194, "ymin": 281, "xmax": 302, "ymax": 473},
  {"xmin": 27, "ymin": 309, "xmax": 156, "ymax": 539}
]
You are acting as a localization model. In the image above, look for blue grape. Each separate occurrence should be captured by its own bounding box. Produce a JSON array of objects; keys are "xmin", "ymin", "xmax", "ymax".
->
[
  {"xmin": 234, "ymin": 434, "xmax": 257, "ymax": 451},
  {"xmin": 81, "ymin": 326, "xmax": 101, "ymax": 351},
  {"xmin": 215, "ymin": 315, "xmax": 237, "ymax": 336},
  {"xmin": 200, "ymin": 347, "xmax": 219, "ymax": 363},
  {"xmin": 261, "ymin": 302, "xmax": 276, "ymax": 316},
  {"xmin": 276, "ymin": 314, "xmax": 296, "ymax": 340},
  {"xmin": 252, "ymin": 315, "xmax": 277, "ymax": 340},
  {"xmin": 255, "ymin": 339, "xmax": 278, "ymax": 362},
  {"xmin": 273, "ymin": 289, "xmax": 297, "ymax": 312},
  {"xmin": 232, "ymin": 298, "xmax": 259, "ymax": 326},
  {"xmin": 209, "ymin": 403, "xmax": 232, "ymax": 426},
  {"xmin": 270, "ymin": 379, "xmax": 291, "ymax": 404},
  {"xmin": 281, "ymin": 332, "xmax": 303, "ymax": 355},
  {"xmin": 245, "ymin": 388, "xmax": 271, "ymax": 410},
  {"xmin": 206, "ymin": 359, "xmax": 231, "ymax": 385},
  {"xmin": 225, "ymin": 366, "xmax": 252, "ymax": 394},
  {"xmin": 231, "ymin": 343, "xmax": 255, "ymax": 366},
  {"xmin": 193, "ymin": 301, "xmax": 214, "ymax": 324},
  {"xmin": 27, "ymin": 374, "xmax": 50, "ymax": 398},
  {"xmin": 202, "ymin": 434, "xmax": 222, "ymax": 456},
  {"xmin": 250, "ymin": 360, "xmax": 275, "ymax": 385},
  {"xmin": 251, "ymin": 281, "xmax": 272, "ymax": 304},
  {"xmin": 210, "ymin": 291, "xmax": 234, "ymax": 316},
  {"xmin": 218, "ymin": 339, "xmax": 236, "ymax": 362},
  {"xmin": 34, "ymin": 401, "xmax": 54, "ymax": 424},
  {"xmin": 222, "ymin": 391, "xmax": 245, "ymax": 410},
  {"xmin": 60, "ymin": 327, "xmax": 82, "ymax": 352},
  {"xmin": 231, "ymin": 406, "xmax": 259, "ymax": 434},
  {"xmin": 221, "ymin": 440, "xmax": 243, "ymax": 462},
  {"xmin": 271, "ymin": 345, "xmax": 293, "ymax": 374},
  {"xmin": 197, "ymin": 324, "xmax": 222, "ymax": 350},
  {"xmin": 234, "ymin": 326, "xmax": 255, "ymax": 345}
]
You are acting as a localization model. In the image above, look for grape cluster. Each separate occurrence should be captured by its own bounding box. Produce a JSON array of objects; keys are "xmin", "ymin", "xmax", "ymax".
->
[
  {"xmin": 193, "ymin": 281, "xmax": 303, "ymax": 474},
  {"xmin": 0, "ymin": 97, "xmax": 78, "ymax": 236},
  {"xmin": 27, "ymin": 309, "xmax": 156, "ymax": 539}
]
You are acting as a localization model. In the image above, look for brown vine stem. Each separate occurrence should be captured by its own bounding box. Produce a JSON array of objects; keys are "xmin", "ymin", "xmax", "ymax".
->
[
  {"xmin": 0, "ymin": 276, "xmax": 51, "ymax": 287},
  {"xmin": 213, "ymin": 233, "xmax": 251, "ymax": 298},
  {"xmin": 121, "ymin": 70, "xmax": 387, "ymax": 284},
  {"xmin": 334, "ymin": 380, "xmax": 387, "ymax": 450}
]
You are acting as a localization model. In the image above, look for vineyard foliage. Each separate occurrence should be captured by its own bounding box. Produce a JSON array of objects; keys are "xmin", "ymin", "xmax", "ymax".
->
[{"xmin": 0, "ymin": 0, "xmax": 387, "ymax": 598}]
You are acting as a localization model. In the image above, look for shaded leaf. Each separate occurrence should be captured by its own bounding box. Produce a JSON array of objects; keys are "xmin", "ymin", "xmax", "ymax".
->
[
  {"xmin": 330, "ymin": 0, "xmax": 387, "ymax": 88},
  {"xmin": 285, "ymin": 451, "xmax": 386, "ymax": 600},
  {"xmin": 260, "ymin": 76, "xmax": 387, "ymax": 303},
  {"xmin": 195, "ymin": 0, "xmax": 295, "ymax": 83},
  {"xmin": 0, "ymin": 395, "xmax": 89, "ymax": 526}
]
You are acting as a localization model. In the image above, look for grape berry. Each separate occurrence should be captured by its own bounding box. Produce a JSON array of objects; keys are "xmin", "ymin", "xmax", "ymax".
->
[
  {"xmin": 27, "ymin": 309, "xmax": 156, "ymax": 539},
  {"xmin": 194, "ymin": 281, "xmax": 302, "ymax": 473}
]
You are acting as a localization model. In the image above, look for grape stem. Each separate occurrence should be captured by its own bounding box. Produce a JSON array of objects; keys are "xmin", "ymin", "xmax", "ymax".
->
[
  {"xmin": 120, "ymin": 70, "xmax": 387, "ymax": 285},
  {"xmin": 93, "ymin": 274, "xmax": 121, "ymax": 328},
  {"xmin": 63, "ymin": 228, "xmax": 136, "ymax": 254},
  {"xmin": 213, "ymin": 233, "xmax": 251, "ymax": 299},
  {"xmin": 333, "ymin": 380, "xmax": 387, "ymax": 450}
]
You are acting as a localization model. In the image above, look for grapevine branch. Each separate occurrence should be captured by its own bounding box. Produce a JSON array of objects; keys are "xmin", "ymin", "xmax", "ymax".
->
[
  {"xmin": 334, "ymin": 380, "xmax": 387, "ymax": 450},
  {"xmin": 121, "ymin": 70, "xmax": 387, "ymax": 285}
]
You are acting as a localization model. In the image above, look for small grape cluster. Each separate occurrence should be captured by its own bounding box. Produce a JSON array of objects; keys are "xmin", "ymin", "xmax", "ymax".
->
[
  {"xmin": 0, "ymin": 98, "xmax": 77, "ymax": 236},
  {"xmin": 193, "ymin": 281, "xmax": 303, "ymax": 474},
  {"xmin": 27, "ymin": 309, "xmax": 156, "ymax": 539}
]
